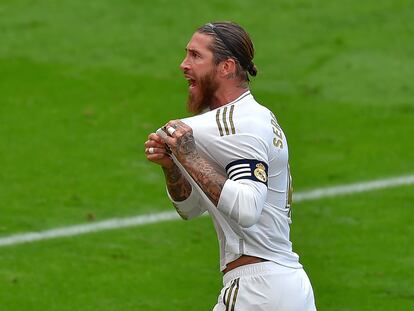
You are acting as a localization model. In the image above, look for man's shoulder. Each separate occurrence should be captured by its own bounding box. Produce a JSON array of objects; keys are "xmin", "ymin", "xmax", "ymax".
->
[
  {"xmin": 230, "ymin": 98, "xmax": 273, "ymax": 135},
  {"xmin": 181, "ymin": 92, "xmax": 275, "ymax": 140},
  {"xmin": 180, "ymin": 109, "xmax": 212, "ymax": 129}
]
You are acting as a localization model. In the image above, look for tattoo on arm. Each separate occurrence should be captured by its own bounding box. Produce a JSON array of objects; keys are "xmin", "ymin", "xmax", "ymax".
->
[
  {"xmin": 183, "ymin": 155, "xmax": 227, "ymax": 206},
  {"xmin": 173, "ymin": 131, "xmax": 226, "ymax": 206},
  {"xmin": 163, "ymin": 165, "xmax": 192, "ymax": 202}
]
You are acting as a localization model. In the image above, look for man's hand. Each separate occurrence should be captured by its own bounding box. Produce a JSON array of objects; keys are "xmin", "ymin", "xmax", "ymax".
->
[
  {"xmin": 145, "ymin": 128, "xmax": 192, "ymax": 202},
  {"xmin": 144, "ymin": 133, "xmax": 174, "ymax": 169},
  {"xmin": 161, "ymin": 120, "xmax": 198, "ymax": 164}
]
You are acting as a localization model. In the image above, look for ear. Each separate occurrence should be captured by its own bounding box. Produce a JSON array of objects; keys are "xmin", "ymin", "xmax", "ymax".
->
[{"xmin": 219, "ymin": 58, "xmax": 237, "ymax": 78}]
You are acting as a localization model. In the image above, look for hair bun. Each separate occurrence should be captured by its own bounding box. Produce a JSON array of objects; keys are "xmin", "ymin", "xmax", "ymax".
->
[{"xmin": 248, "ymin": 63, "xmax": 257, "ymax": 77}]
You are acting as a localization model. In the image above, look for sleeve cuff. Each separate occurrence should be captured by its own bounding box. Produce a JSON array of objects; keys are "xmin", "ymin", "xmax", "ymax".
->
[{"xmin": 166, "ymin": 185, "xmax": 202, "ymax": 219}]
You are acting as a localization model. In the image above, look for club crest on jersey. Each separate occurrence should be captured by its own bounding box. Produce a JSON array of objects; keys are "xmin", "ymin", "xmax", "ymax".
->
[{"xmin": 254, "ymin": 163, "xmax": 268, "ymax": 183}]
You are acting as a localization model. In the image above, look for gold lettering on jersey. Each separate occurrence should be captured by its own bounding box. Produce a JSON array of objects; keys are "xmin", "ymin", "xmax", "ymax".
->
[
  {"xmin": 271, "ymin": 119, "xmax": 283, "ymax": 139},
  {"xmin": 270, "ymin": 112, "xmax": 284, "ymax": 149},
  {"xmin": 254, "ymin": 163, "xmax": 268, "ymax": 183},
  {"xmin": 216, "ymin": 109, "xmax": 224, "ymax": 136},
  {"xmin": 229, "ymin": 105, "xmax": 236, "ymax": 134}
]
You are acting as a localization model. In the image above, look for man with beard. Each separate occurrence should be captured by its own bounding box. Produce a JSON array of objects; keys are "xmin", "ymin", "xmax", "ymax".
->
[{"xmin": 144, "ymin": 22, "xmax": 317, "ymax": 311}]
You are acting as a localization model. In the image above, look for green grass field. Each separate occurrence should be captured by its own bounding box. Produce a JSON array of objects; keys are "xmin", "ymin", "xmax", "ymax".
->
[{"xmin": 1, "ymin": 0, "xmax": 414, "ymax": 310}]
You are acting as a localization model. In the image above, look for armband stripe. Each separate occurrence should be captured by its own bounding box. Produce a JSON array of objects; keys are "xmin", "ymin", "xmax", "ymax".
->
[
  {"xmin": 227, "ymin": 163, "xmax": 249, "ymax": 175},
  {"xmin": 229, "ymin": 168, "xmax": 251, "ymax": 180},
  {"xmin": 232, "ymin": 172, "xmax": 253, "ymax": 181},
  {"xmin": 225, "ymin": 159, "xmax": 269, "ymax": 186}
]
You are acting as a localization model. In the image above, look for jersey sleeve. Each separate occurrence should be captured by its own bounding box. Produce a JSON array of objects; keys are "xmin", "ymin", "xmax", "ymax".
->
[
  {"xmin": 206, "ymin": 134, "xmax": 269, "ymax": 228},
  {"xmin": 166, "ymin": 185, "xmax": 207, "ymax": 220}
]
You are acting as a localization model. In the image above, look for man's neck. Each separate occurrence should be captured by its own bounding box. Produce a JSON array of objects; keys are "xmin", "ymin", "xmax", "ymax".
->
[{"xmin": 209, "ymin": 86, "xmax": 249, "ymax": 110}]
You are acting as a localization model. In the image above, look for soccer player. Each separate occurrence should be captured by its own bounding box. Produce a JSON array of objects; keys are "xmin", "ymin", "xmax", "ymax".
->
[{"xmin": 145, "ymin": 21, "xmax": 317, "ymax": 311}]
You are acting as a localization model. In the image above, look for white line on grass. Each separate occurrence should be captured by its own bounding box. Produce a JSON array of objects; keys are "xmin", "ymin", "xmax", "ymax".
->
[{"xmin": 1, "ymin": 174, "xmax": 414, "ymax": 248}]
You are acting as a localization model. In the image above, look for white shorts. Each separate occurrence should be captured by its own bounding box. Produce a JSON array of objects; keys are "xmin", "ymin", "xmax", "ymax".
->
[{"xmin": 212, "ymin": 261, "xmax": 316, "ymax": 311}]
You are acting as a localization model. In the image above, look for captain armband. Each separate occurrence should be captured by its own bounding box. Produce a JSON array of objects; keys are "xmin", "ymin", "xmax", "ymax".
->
[{"xmin": 225, "ymin": 159, "xmax": 269, "ymax": 186}]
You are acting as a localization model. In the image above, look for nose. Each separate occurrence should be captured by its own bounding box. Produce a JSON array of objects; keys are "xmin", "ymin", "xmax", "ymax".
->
[{"xmin": 180, "ymin": 56, "xmax": 189, "ymax": 72}]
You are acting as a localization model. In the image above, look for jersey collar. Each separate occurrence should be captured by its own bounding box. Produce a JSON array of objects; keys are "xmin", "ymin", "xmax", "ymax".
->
[{"xmin": 209, "ymin": 90, "xmax": 252, "ymax": 112}]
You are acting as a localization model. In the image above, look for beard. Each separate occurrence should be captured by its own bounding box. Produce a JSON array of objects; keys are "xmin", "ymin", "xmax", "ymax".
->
[{"xmin": 187, "ymin": 68, "xmax": 219, "ymax": 115}]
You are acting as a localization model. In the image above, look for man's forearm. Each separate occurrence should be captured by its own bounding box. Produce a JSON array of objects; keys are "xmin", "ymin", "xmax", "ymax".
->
[
  {"xmin": 162, "ymin": 164, "xmax": 192, "ymax": 202},
  {"xmin": 161, "ymin": 121, "xmax": 227, "ymax": 206},
  {"xmin": 181, "ymin": 154, "xmax": 227, "ymax": 206},
  {"xmin": 173, "ymin": 129, "xmax": 227, "ymax": 206}
]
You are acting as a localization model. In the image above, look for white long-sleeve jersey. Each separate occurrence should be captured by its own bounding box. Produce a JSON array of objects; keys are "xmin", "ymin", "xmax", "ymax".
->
[{"xmin": 167, "ymin": 91, "xmax": 302, "ymax": 271}]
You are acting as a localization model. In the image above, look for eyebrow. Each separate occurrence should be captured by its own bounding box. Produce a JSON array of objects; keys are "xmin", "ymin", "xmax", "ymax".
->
[{"xmin": 185, "ymin": 48, "xmax": 199, "ymax": 54}]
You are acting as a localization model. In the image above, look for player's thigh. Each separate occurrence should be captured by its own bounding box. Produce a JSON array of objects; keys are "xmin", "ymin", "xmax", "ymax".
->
[
  {"xmin": 213, "ymin": 267, "xmax": 316, "ymax": 311},
  {"xmin": 236, "ymin": 269, "xmax": 315, "ymax": 311},
  {"xmin": 270, "ymin": 268, "xmax": 316, "ymax": 311}
]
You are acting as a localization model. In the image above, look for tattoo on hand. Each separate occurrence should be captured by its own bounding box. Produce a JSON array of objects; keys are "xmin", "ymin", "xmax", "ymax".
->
[{"xmin": 177, "ymin": 133, "xmax": 196, "ymax": 156}]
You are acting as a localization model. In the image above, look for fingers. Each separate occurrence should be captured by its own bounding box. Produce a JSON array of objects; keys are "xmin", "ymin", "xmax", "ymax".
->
[
  {"xmin": 162, "ymin": 120, "xmax": 192, "ymax": 145},
  {"xmin": 148, "ymin": 132, "xmax": 166, "ymax": 144},
  {"xmin": 145, "ymin": 134, "xmax": 171, "ymax": 159},
  {"xmin": 146, "ymin": 152, "xmax": 169, "ymax": 160},
  {"xmin": 144, "ymin": 147, "xmax": 167, "ymax": 155},
  {"xmin": 146, "ymin": 121, "xmax": 193, "ymax": 159},
  {"xmin": 167, "ymin": 126, "xmax": 176, "ymax": 136},
  {"xmin": 165, "ymin": 120, "xmax": 191, "ymax": 138},
  {"xmin": 145, "ymin": 138, "xmax": 165, "ymax": 149},
  {"xmin": 145, "ymin": 144, "xmax": 171, "ymax": 163},
  {"xmin": 145, "ymin": 130, "xmax": 175, "ymax": 168}
]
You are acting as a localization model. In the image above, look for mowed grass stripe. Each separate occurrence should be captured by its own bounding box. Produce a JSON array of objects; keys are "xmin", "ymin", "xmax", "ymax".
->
[{"xmin": 1, "ymin": 174, "xmax": 414, "ymax": 248}]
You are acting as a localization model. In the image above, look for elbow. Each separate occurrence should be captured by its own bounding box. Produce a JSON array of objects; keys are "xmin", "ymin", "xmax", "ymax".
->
[
  {"xmin": 238, "ymin": 214, "xmax": 258, "ymax": 228},
  {"xmin": 218, "ymin": 179, "xmax": 265, "ymax": 228},
  {"xmin": 236, "ymin": 193, "xmax": 261, "ymax": 228},
  {"xmin": 172, "ymin": 203, "xmax": 204, "ymax": 221}
]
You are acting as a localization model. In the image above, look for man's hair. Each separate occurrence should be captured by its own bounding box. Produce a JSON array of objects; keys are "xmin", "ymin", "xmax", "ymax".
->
[{"xmin": 197, "ymin": 21, "xmax": 257, "ymax": 82}]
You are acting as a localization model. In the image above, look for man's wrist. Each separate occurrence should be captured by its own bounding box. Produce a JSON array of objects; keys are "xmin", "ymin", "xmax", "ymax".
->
[
  {"xmin": 162, "ymin": 164, "xmax": 181, "ymax": 182},
  {"xmin": 163, "ymin": 163, "xmax": 192, "ymax": 202}
]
